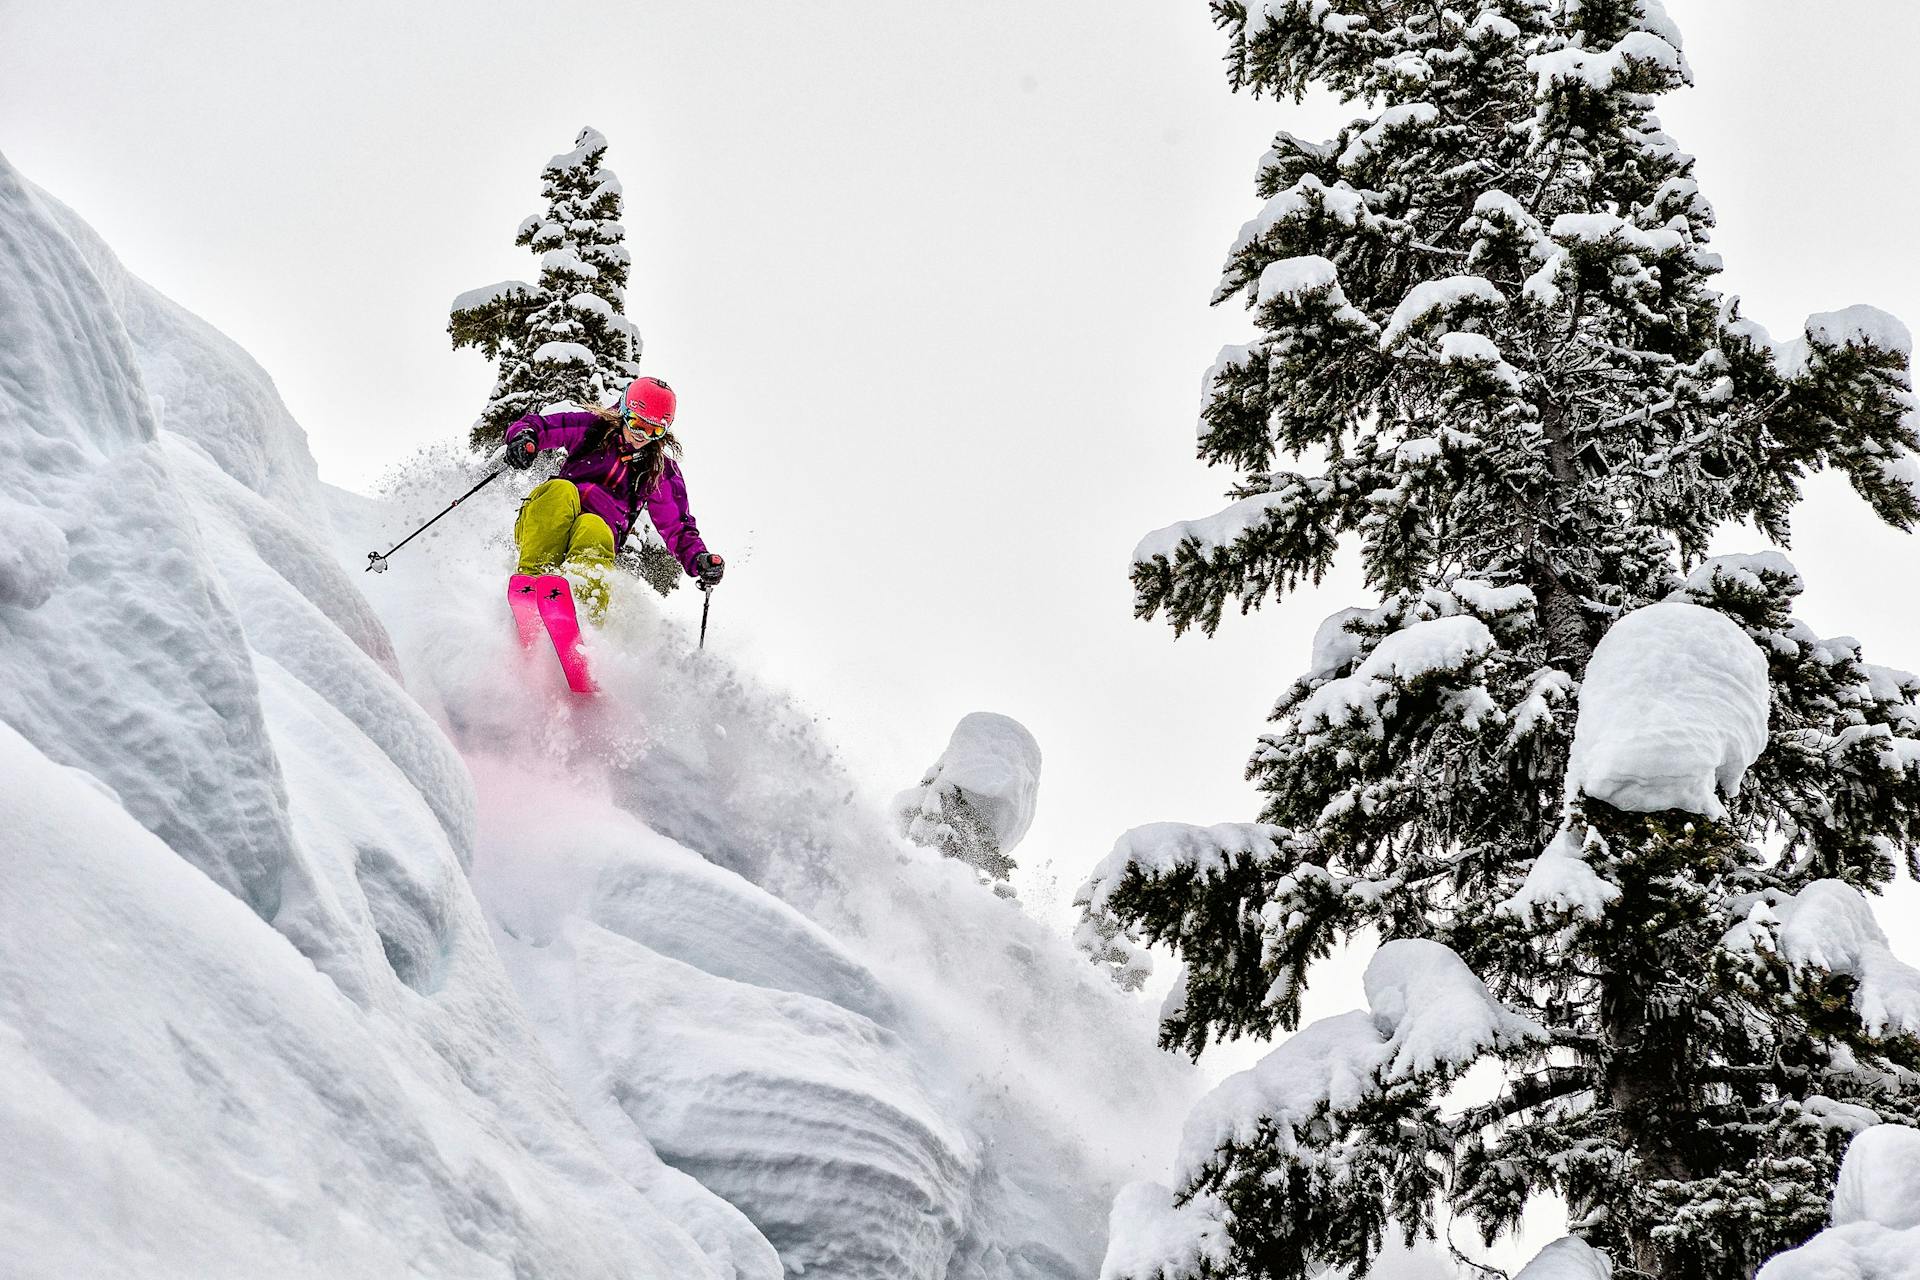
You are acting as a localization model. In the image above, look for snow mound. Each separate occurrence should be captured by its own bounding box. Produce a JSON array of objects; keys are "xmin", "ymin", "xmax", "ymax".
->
[
  {"xmin": 0, "ymin": 158, "xmax": 295, "ymax": 917},
  {"xmin": 0, "ymin": 719, "xmax": 716, "ymax": 1279},
  {"xmin": 1567, "ymin": 600, "xmax": 1770, "ymax": 817},
  {"xmin": 896, "ymin": 711, "xmax": 1044, "ymax": 853},
  {"xmin": 1516, "ymin": 1236, "xmax": 1613, "ymax": 1279},
  {"xmin": 1758, "ymin": 1125, "xmax": 1920, "ymax": 1280}
]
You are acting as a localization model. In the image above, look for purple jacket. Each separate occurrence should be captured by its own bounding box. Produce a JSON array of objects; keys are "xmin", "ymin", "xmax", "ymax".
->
[{"xmin": 509, "ymin": 412, "xmax": 709, "ymax": 572}]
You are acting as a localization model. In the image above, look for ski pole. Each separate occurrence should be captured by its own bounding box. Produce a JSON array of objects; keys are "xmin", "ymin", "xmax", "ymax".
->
[
  {"xmin": 365, "ymin": 465, "xmax": 505, "ymax": 573},
  {"xmin": 699, "ymin": 582, "xmax": 714, "ymax": 649}
]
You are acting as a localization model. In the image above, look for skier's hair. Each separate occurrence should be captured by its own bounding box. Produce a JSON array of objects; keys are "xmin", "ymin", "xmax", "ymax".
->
[{"xmin": 581, "ymin": 401, "xmax": 682, "ymax": 497}]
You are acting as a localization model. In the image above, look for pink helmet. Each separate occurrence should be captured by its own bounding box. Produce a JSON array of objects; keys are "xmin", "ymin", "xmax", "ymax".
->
[{"xmin": 622, "ymin": 376, "xmax": 676, "ymax": 431}]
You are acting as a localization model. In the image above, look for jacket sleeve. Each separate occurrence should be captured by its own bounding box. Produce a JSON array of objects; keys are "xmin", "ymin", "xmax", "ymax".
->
[
  {"xmin": 646, "ymin": 460, "xmax": 710, "ymax": 575},
  {"xmin": 508, "ymin": 412, "xmax": 597, "ymax": 454}
]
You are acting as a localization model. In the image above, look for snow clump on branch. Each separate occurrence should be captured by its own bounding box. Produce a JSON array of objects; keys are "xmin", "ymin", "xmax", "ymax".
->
[{"xmin": 1565, "ymin": 600, "xmax": 1770, "ymax": 817}]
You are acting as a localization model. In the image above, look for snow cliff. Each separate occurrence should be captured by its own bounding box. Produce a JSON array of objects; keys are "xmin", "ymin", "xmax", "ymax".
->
[{"xmin": 0, "ymin": 155, "xmax": 1195, "ymax": 1278}]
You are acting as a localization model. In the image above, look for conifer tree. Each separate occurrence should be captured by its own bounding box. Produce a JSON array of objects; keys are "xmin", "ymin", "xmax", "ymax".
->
[
  {"xmin": 1091, "ymin": 4, "xmax": 1920, "ymax": 1278},
  {"xmin": 451, "ymin": 127, "xmax": 684, "ymax": 592},
  {"xmin": 450, "ymin": 126, "xmax": 640, "ymax": 449}
]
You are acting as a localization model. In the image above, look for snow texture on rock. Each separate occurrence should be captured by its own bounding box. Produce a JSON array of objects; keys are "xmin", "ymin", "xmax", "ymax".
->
[{"xmin": 1566, "ymin": 600, "xmax": 1770, "ymax": 817}]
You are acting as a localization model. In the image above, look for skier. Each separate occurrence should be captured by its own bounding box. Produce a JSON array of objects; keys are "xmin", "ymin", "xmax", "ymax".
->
[{"xmin": 502, "ymin": 375, "xmax": 725, "ymax": 623}]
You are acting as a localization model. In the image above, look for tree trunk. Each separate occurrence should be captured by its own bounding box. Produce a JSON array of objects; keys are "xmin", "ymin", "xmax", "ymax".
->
[{"xmin": 1530, "ymin": 398, "xmax": 1595, "ymax": 677}]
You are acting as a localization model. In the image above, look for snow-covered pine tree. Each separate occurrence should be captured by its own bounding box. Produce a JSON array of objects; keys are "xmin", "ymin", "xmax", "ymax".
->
[
  {"xmin": 450, "ymin": 126, "xmax": 641, "ymax": 449},
  {"xmin": 1072, "ymin": 877, "xmax": 1154, "ymax": 992},
  {"xmin": 1092, "ymin": 3, "xmax": 1920, "ymax": 1278},
  {"xmin": 450, "ymin": 127, "xmax": 683, "ymax": 592}
]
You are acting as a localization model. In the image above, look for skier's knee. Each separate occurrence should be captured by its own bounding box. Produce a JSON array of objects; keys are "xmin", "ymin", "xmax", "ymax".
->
[{"xmin": 569, "ymin": 514, "xmax": 616, "ymax": 565}]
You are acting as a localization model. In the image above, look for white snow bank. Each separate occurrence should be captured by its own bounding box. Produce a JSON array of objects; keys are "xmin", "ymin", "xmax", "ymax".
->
[
  {"xmin": 1758, "ymin": 1125, "xmax": 1920, "ymax": 1280},
  {"xmin": 338, "ymin": 460, "xmax": 1197, "ymax": 1276},
  {"xmin": 895, "ymin": 711, "xmax": 1043, "ymax": 852},
  {"xmin": 0, "ymin": 718, "xmax": 719, "ymax": 1279},
  {"xmin": 0, "ymin": 159, "xmax": 292, "ymax": 915},
  {"xmin": 1099, "ymin": 1182, "xmax": 1229, "ymax": 1280},
  {"xmin": 1566, "ymin": 601, "xmax": 1770, "ymax": 817},
  {"xmin": 1172, "ymin": 940, "xmax": 1542, "ymax": 1184},
  {"xmin": 1516, "ymin": 1236, "xmax": 1613, "ymax": 1279},
  {"xmin": 41, "ymin": 186, "xmax": 326, "ymax": 515}
]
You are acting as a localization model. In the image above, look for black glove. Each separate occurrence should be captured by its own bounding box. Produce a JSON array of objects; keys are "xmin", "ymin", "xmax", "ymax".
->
[
  {"xmin": 504, "ymin": 430, "xmax": 539, "ymax": 470},
  {"xmin": 695, "ymin": 551, "xmax": 725, "ymax": 586}
]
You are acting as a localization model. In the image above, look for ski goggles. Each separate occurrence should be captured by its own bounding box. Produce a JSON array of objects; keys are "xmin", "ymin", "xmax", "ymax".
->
[{"xmin": 621, "ymin": 406, "xmax": 670, "ymax": 439}]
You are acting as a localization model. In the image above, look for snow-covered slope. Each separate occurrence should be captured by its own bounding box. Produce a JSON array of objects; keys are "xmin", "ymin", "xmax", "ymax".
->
[{"xmin": 0, "ymin": 155, "xmax": 1196, "ymax": 1278}]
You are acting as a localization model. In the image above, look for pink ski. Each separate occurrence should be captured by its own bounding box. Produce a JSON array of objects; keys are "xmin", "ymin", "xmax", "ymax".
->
[
  {"xmin": 507, "ymin": 574, "xmax": 546, "ymax": 648},
  {"xmin": 507, "ymin": 573, "xmax": 596, "ymax": 694},
  {"xmin": 532, "ymin": 574, "xmax": 596, "ymax": 695}
]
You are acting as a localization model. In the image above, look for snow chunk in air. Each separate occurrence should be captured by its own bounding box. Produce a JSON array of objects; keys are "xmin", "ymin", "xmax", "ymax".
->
[{"xmin": 1566, "ymin": 601, "xmax": 1769, "ymax": 818}]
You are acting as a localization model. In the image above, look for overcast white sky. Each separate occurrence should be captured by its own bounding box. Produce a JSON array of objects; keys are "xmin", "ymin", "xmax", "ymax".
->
[{"xmin": 4, "ymin": 0, "xmax": 1917, "ymax": 982}]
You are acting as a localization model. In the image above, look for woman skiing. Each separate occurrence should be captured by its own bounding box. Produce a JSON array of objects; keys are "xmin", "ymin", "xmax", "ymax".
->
[{"xmin": 503, "ymin": 375, "xmax": 724, "ymax": 621}]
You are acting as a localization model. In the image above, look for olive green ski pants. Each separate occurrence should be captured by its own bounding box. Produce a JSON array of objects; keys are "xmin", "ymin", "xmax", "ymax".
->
[{"xmin": 515, "ymin": 479, "xmax": 614, "ymax": 622}]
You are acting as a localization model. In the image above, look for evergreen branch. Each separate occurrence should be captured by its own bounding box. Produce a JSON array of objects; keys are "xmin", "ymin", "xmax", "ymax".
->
[{"xmin": 1449, "ymin": 1066, "xmax": 1590, "ymax": 1138}]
